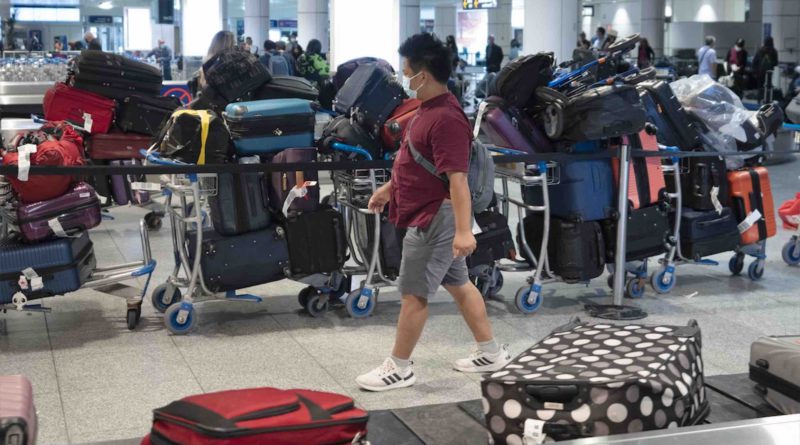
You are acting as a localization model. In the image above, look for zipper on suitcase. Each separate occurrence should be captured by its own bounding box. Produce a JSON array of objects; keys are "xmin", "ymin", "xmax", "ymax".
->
[{"xmin": 16, "ymin": 200, "xmax": 100, "ymax": 224}]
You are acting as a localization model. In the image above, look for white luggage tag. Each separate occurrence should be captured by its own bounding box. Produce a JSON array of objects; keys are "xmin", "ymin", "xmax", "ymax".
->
[
  {"xmin": 131, "ymin": 182, "xmax": 161, "ymax": 192},
  {"xmin": 738, "ymin": 209, "xmax": 762, "ymax": 234},
  {"xmin": 523, "ymin": 419, "xmax": 547, "ymax": 445},
  {"xmin": 710, "ymin": 186, "xmax": 723, "ymax": 215},
  {"xmin": 282, "ymin": 181, "xmax": 318, "ymax": 217},
  {"xmin": 21, "ymin": 267, "xmax": 43, "ymax": 291},
  {"xmin": 83, "ymin": 112, "xmax": 94, "ymax": 133},
  {"xmin": 17, "ymin": 144, "xmax": 38, "ymax": 182}
]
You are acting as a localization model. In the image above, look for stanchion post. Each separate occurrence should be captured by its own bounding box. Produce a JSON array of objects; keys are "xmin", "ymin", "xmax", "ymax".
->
[{"xmin": 613, "ymin": 143, "xmax": 630, "ymax": 306}]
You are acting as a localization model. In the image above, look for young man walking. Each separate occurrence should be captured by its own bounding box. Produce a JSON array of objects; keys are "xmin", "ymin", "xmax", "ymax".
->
[{"xmin": 356, "ymin": 33, "xmax": 511, "ymax": 392}]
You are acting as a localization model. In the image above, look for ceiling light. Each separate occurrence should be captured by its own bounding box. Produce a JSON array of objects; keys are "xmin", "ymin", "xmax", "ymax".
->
[{"xmin": 98, "ymin": 1, "xmax": 113, "ymax": 9}]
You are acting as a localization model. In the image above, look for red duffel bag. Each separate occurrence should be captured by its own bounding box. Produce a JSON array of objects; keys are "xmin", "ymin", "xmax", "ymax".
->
[
  {"xmin": 43, "ymin": 82, "xmax": 115, "ymax": 134},
  {"xmin": 143, "ymin": 387, "xmax": 369, "ymax": 445},
  {"xmin": 3, "ymin": 122, "xmax": 85, "ymax": 203}
]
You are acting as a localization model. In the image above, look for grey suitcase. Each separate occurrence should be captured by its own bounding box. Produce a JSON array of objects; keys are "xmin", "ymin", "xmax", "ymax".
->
[
  {"xmin": 0, "ymin": 375, "xmax": 37, "ymax": 445},
  {"xmin": 750, "ymin": 335, "xmax": 800, "ymax": 414}
]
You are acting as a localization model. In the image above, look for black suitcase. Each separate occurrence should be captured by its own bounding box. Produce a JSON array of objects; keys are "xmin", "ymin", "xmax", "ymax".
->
[
  {"xmin": 284, "ymin": 207, "xmax": 347, "ymax": 277},
  {"xmin": 557, "ymin": 85, "xmax": 647, "ymax": 142},
  {"xmin": 467, "ymin": 211, "xmax": 515, "ymax": 269},
  {"xmin": 116, "ymin": 95, "xmax": 182, "ymax": 136},
  {"xmin": 254, "ymin": 76, "xmax": 319, "ymax": 101},
  {"xmin": 187, "ymin": 226, "xmax": 288, "ymax": 293},
  {"xmin": 602, "ymin": 205, "xmax": 669, "ymax": 262},
  {"xmin": 638, "ymin": 80, "xmax": 701, "ymax": 149},
  {"xmin": 668, "ymin": 155, "xmax": 730, "ymax": 211},
  {"xmin": 674, "ymin": 208, "xmax": 740, "ymax": 260},
  {"xmin": 520, "ymin": 215, "xmax": 605, "ymax": 283},
  {"xmin": 71, "ymin": 50, "xmax": 163, "ymax": 100},
  {"xmin": 483, "ymin": 318, "xmax": 708, "ymax": 444},
  {"xmin": 209, "ymin": 171, "xmax": 271, "ymax": 236},
  {"xmin": 333, "ymin": 64, "xmax": 405, "ymax": 134},
  {"xmin": 358, "ymin": 212, "xmax": 405, "ymax": 280},
  {"xmin": 202, "ymin": 50, "xmax": 272, "ymax": 103}
]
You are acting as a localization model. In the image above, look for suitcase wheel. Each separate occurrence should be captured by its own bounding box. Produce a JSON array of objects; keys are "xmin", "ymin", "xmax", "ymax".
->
[
  {"xmin": 474, "ymin": 269, "xmax": 504, "ymax": 299},
  {"xmin": 345, "ymin": 288, "xmax": 376, "ymax": 319},
  {"xmin": 781, "ymin": 239, "xmax": 800, "ymax": 266},
  {"xmin": 305, "ymin": 292, "xmax": 330, "ymax": 318},
  {"xmin": 126, "ymin": 307, "xmax": 141, "ymax": 331},
  {"xmin": 515, "ymin": 285, "xmax": 542, "ymax": 314},
  {"xmin": 165, "ymin": 302, "xmax": 197, "ymax": 335},
  {"xmin": 729, "ymin": 254, "xmax": 745, "ymax": 276},
  {"xmin": 625, "ymin": 278, "xmax": 646, "ymax": 299},
  {"xmin": 747, "ymin": 260, "xmax": 765, "ymax": 281},
  {"xmin": 144, "ymin": 212, "xmax": 163, "ymax": 230},
  {"xmin": 151, "ymin": 283, "xmax": 181, "ymax": 313},
  {"xmin": 650, "ymin": 267, "xmax": 676, "ymax": 294}
]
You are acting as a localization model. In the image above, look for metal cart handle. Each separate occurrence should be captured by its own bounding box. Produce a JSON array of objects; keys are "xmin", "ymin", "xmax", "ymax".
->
[
  {"xmin": 330, "ymin": 142, "xmax": 374, "ymax": 161},
  {"xmin": 488, "ymin": 146, "xmax": 528, "ymax": 156}
]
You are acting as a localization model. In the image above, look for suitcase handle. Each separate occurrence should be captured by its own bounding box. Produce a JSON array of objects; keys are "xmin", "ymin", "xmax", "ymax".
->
[
  {"xmin": 697, "ymin": 216, "xmax": 729, "ymax": 227},
  {"xmin": 524, "ymin": 384, "xmax": 579, "ymax": 404}
]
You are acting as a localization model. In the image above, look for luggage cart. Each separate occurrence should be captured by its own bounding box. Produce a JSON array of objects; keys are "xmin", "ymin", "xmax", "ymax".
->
[
  {"xmin": 780, "ymin": 124, "xmax": 800, "ymax": 266},
  {"xmin": 494, "ymin": 160, "xmax": 560, "ymax": 314},
  {"xmin": 296, "ymin": 142, "xmax": 392, "ymax": 319},
  {"xmin": 144, "ymin": 152, "xmax": 265, "ymax": 335},
  {"xmin": 0, "ymin": 206, "xmax": 156, "ymax": 331}
]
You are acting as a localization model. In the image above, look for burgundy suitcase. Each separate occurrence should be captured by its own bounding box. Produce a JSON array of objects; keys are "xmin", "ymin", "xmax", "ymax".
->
[
  {"xmin": 109, "ymin": 160, "xmax": 150, "ymax": 206},
  {"xmin": 16, "ymin": 182, "xmax": 102, "ymax": 242},
  {"xmin": 268, "ymin": 148, "xmax": 320, "ymax": 215},
  {"xmin": 0, "ymin": 375, "xmax": 37, "ymax": 445},
  {"xmin": 43, "ymin": 82, "xmax": 115, "ymax": 134},
  {"xmin": 85, "ymin": 130, "xmax": 151, "ymax": 160},
  {"xmin": 480, "ymin": 97, "xmax": 552, "ymax": 153}
]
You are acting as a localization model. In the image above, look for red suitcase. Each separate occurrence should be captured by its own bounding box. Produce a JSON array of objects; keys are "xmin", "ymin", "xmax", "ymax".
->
[
  {"xmin": 145, "ymin": 387, "xmax": 369, "ymax": 445},
  {"xmin": 43, "ymin": 82, "xmax": 115, "ymax": 134},
  {"xmin": 85, "ymin": 130, "xmax": 150, "ymax": 160},
  {"xmin": 381, "ymin": 98, "xmax": 420, "ymax": 152},
  {"xmin": 0, "ymin": 375, "xmax": 37, "ymax": 445},
  {"xmin": 16, "ymin": 182, "xmax": 102, "ymax": 242},
  {"xmin": 728, "ymin": 167, "xmax": 777, "ymax": 245},
  {"xmin": 613, "ymin": 128, "xmax": 666, "ymax": 209}
]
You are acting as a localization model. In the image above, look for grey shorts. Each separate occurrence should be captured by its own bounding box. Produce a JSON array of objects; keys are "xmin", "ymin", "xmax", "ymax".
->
[{"xmin": 397, "ymin": 202, "xmax": 470, "ymax": 299}]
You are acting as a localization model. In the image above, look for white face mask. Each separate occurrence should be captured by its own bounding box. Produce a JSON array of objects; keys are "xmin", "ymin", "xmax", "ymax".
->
[{"xmin": 402, "ymin": 72, "xmax": 424, "ymax": 99}]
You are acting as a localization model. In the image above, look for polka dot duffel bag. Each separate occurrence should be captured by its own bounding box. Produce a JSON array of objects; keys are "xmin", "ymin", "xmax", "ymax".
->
[{"xmin": 482, "ymin": 317, "xmax": 708, "ymax": 444}]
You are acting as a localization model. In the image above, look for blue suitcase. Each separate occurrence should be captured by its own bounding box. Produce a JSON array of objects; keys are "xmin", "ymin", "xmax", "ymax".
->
[
  {"xmin": 224, "ymin": 99, "xmax": 315, "ymax": 156},
  {"xmin": 522, "ymin": 159, "xmax": 615, "ymax": 221},
  {"xmin": 0, "ymin": 231, "xmax": 95, "ymax": 304}
]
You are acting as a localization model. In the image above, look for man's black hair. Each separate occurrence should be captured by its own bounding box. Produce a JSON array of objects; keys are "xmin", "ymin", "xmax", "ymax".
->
[
  {"xmin": 597, "ymin": 27, "xmax": 606, "ymax": 35},
  {"xmin": 398, "ymin": 33, "xmax": 452, "ymax": 83},
  {"xmin": 264, "ymin": 40, "xmax": 276, "ymax": 51}
]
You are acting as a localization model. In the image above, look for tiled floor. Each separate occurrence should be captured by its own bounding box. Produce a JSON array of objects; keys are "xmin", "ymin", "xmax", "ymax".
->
[{"xmin": 2, "ymin": 158, "xmax": 800, "ymax": 444}]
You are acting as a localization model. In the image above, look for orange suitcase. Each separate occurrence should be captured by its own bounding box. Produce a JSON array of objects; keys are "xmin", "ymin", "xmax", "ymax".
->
[
  {"xmin": 612, "ymin": 129, "xmax": 666, "ymax": 209},
  {"xmin": 728, "ymin": 167, "xmax": 776, "ymax": 245}
]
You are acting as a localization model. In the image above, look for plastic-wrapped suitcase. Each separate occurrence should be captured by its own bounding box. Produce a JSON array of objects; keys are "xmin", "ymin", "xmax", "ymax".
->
[
  {"xmin": 520, "ymin": 215, "xmax": 605, "ymax": 283},
  {"xmin": 285, "ymin": 207, "xmax": 347, "ymax": 277},
  {"xmin": 614, "ymin": 129, "xmax": 666, "ymax": 209},
  {"xmin": 381, "ymin": 98, "xmax": 420, "ymax": 153},
  {"xmin": 0, "ymin": 231, "xmax": 96, "ymax": 303},
  {"xmin": 268, "ymin": 148, "xmax": 320, "ymax": 215},
  {"xmin": 602, "ymin": 204, "xmax": 669, "ymax": 262},
  {"xmin": 254, "ymin": 75, "xmax": 319, "ymax": 101},
  {"xmin": 467, "ymin": 210, "xmax": 515, "ymax": 269},
  {"xmin": 225, "ymin": 99, "xmax": 315, "ymax": 155},
  {"xmin": 0, "ymin": 375, "xmax": 37, "ymax": 445},
  {"xmin": 16, "ymin": 182, "xmax": 102, "ymax": 242},
  {"xmin": 483, "ymin": 318, "xmax": 708, "ymax": 444},
  {"xmin": 43, "ymin": 82, "xmax": 115, "ymax": 134},
  {"xmin": 116, "ymin": 95, "xmax": 182, "ymax": 136},
  {"xmin": 638, "ymin": 80, "xmax": 701, "ymax": 149},
  {"xmin": 728, "ymin": 167, "xmax": 776, "ymax": 246},
  {"xmin": 85, "ymin": 130, "xmax": 150, "ymax": 160},
  {"xmin": 674, "ymin": 208, "xmax": 741, "ymax": 260},
  {"xmin": 209, "ymin": 168, "xmax": 271, "ymax": 236},
  {"xmin": 187, "ymin": 226, "xmax": 288, "ymax": 293},
  {"xmin": 750, "ymin": 335, "xmax": 800, "ymax": 415},
  {"xmin": 71, "ymin": 50, "xmax": 163, "ymax": 100},
  {"xmin": 333, "ymin": 64, "xmax": 405, "ymax": 133},
  {"xmin": 145, "ymin": 387, "xmax": 369, "ymax": 445},
  {"xmin": 522, "ymin": 159, "xmax": 615, "ymax": 222}
]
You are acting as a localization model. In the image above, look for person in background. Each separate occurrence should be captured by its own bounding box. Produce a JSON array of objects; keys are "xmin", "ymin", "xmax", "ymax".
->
[
  {"xmin": 52, "ymin": 39, "xmax": 67, "ymax": 59},
  {"xmin": 85, "ymin": 32, "xmax": 101, "ymax": 51},
  {"xmin": 246, "ymin": 36, "xmax": 258, "ymax": 56},
  {"xmin": 260, "ymin": 40, "xmax": 290, "ymax": 75},
  {"xmin": 697, "ymin": 35, "xmax": 717, "ymax": 80},
  {"xmin": 260, "ymin": 40, "xmax": 276, "ymax": 67},
  {"xmin": 509, "ymin": 38, "xmax": 521, "ymax": 60},
  {"xmin": 198, "ymin": 30, "xmax": 236, "ymax": 89},
  {"xmin": 291, "ymin": 42, "xmax": 305, "ymax": 66},
  {"xmin": 148, "ymin": 39, "xmax": 173, "ymax": 81},
  {"xmin": 637, "ymin": 37, "xmax": 655, "ymax": 68},
  {"xmin": 445, "ymin": 35, "xmax": 459, "ymax": 71},
  {"xmin": 296, "ymin": 39, "xmax": 329, "ymax": 89},
  {"xmin": 276, "ymin": 40, "xmax": 296, "ymax": 76},
  {"xmin": 591, "ymin": 27, "xmax": 606, "ymax": 50},
  {"xmin": 726, "ymin": 38, "xmax": 747, "ymax": 97},
  {"xmin": 753, "ymin": 36, "xmax": 779, "ymax": 100},
  {"xmin": 578, "ymin": 32, "xmax": 590, "ymax": 50},
  {"xmin": 485, "ymin": 35, "xmax": 503, "ymax": 73},
  {"xmin": 601, "ymin": 29, "xmax": 618, "ymax": 51}
]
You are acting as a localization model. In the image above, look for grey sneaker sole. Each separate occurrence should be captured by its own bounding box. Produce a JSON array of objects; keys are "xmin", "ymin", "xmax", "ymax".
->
[
  {"xmin": 453, "ymin": 354, "xmax": 512, "ymax": 373},
  {"xmin": 356, "ymin": 374, "xmax": 417, "ymax": 392}
]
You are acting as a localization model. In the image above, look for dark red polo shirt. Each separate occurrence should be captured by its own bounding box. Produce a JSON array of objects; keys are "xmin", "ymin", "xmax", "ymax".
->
[{"xmin": 389, "ymin": 92, "xmax": 471, "ymax": 229}]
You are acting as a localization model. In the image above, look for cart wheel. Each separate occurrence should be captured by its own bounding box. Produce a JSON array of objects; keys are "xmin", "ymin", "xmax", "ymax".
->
[
  {"xmin": 151, "ymin": 284, "xmax": 180, "ymax": 313},
  {"xmin": 126, "ymin": 308, "xmax": 139, "ymax": 330},
  {"xmin": 781, "ymin": 241, "xmax": 800, "ymax": 266},
  {"xmin": 298, "ymin": 286, "xmax": 315, "ymax": 308},
  {"xmin": 748, "ymin": 260, "xmax": 765, "ymax": 281},
  {"xmin": 165, "ymin": 303, "xmax": 197, "ymax": 335},
  {"xmin": 488, "ymin": 270, "xmax": 504, "ymax": 297},
  {"xmin": 651, "ymin": 268, "xmax": 676, "ymax": 294},
  {"xmin": 729, "ymin": 255, "xmax": 745, "ymax": 276},
  {"xmin": 625, "ymin": 278, "xmax": 645, "ymax": 299},
  {"xmin": 345, "ymin": 289, "xmax": 376, "ymax": 319},
  {"xmin": 515, "ymin": 286, "xmax": 542, "ymax": 314},
  {"xmin": 144, "ymin": 212, "xmax": 162, "ymax": 230},
  {"xmin": 305, "ymin": 293, "xmax": 329, "ymax": 318}
]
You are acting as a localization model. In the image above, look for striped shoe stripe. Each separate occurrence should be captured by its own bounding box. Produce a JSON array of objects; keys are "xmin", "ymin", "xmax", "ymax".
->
[
  {"xmin": 405, "ymin": 372, "xmax": 414, "ymax": 380},
  {"xmin": 473, "ymin": 358, "xmax": 484, "ymax": 366},
  {"xmin": 382, "ymin": 377, "xmax": 393, "ymax": 385}
]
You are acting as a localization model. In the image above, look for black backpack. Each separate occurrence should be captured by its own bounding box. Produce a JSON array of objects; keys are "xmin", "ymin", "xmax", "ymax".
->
[
  {"xmin": 202, "ymin": 50, "xmax": 272, "ymax": 102},
  {"xmin": 495, "ymin": 52, "xmax": 555, "ymax": 109}
]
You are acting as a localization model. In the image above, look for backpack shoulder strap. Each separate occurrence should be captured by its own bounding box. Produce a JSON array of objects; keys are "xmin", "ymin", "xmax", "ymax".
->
[{"xmin": 406, "ymin": 117, "xmax": 447, "ymax": 184}]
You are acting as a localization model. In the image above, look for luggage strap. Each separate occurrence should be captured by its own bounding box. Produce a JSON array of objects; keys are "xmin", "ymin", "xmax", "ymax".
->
[
  {"xmin": 750, "ymin": 364, "xmax": 800, "ymax": 403},
  {"xmin": 749, "ymin": 169, "xmax": 767, "ymax": 241},
  {"xmin": 172, "ymin": 109, "xmax": 210, "ymax": 165}
]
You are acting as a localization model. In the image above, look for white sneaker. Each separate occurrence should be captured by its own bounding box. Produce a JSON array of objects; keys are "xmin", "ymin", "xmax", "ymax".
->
[
  {"xmin": 355, "ymin": 358, "xmax": 416, "ymax": 392},
  {"xmin": 453, "ymin": 344, "xmax": 512, "ymax": 373}
]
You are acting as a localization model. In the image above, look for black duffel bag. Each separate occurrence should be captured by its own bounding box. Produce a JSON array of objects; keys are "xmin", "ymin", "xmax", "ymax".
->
[
  {"xmin": 317, "ymin": 115, "xmax": 381, "ymax": 160},
  {"xmin": 202, "ymin": 50, "xmax": 272, "ymax": 103},
  {"xmin": 156, "ymin": 109, "xmax": 232, "ymax": 164},
  {"xmin": 495, "ymin": 52, "xmax": 554, "ymax": 109}
]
